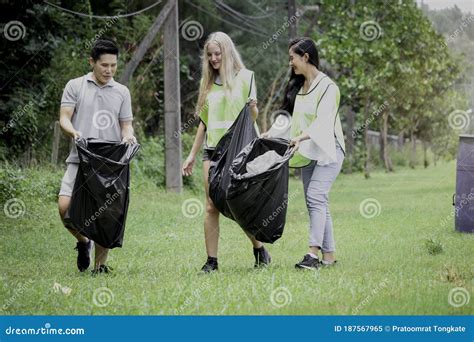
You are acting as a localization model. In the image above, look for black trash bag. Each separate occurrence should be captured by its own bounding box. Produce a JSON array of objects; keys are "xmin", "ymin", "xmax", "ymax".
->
[
  {"xmin": 226, "ymin": 138, "xmax": 292, "ymax": 243},
  {"xmin": 68, "ymin": 138, "xmax": 140, "ymax": 249},
  {"xmin": 209, "ymin": 104, "xmax": 258, "ymax": 219}
]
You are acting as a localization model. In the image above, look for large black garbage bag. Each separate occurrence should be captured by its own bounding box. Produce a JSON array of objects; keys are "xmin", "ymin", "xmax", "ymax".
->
[
  {"xmin": 209, "ymin": 104, "xmax": 258, "ymax": 219},
  {"xmin": 68, "ymin": 138, "xmax": 140, "ymax": 249},
  {"xmin": 226, "ymin": 138, "xmax": 292, "ymax": 243}
]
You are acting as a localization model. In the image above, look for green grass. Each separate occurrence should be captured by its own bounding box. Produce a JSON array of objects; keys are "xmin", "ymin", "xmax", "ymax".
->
[{"xmin": 1, "ymin": 161, "xmax": 473, "ymax": 315}]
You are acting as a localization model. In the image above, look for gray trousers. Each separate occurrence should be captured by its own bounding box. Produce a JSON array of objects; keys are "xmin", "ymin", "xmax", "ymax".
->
[{"xmin": 301, "ymin": 144, "xmax": 344, "ymax": 252}]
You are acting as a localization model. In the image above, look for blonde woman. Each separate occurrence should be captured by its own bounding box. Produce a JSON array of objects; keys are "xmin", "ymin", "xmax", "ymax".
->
[{"xmin": 182, "ymin": 32, "xmax": 271, "ymax": 273}]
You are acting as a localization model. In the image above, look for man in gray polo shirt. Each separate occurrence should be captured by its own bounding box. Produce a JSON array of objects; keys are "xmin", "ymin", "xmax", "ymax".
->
[{"xmin": 58, "ymin": 38, "xmax": 136, "ymax": 275}]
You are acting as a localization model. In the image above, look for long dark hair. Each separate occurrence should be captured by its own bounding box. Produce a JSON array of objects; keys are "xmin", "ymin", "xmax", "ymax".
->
[{"xmin": 281, "ymin": 37, "xmax": 320, "ymax": 114}]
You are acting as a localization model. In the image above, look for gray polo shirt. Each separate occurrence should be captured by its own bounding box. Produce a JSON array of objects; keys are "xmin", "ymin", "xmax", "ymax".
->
[{"xmin": 61, "ymin": 72, "xmax": 133, "ymax": 163}]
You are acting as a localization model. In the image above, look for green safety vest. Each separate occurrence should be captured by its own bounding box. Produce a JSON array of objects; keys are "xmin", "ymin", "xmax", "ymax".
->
[
  {"xmin": 199, "ymin": 69, "xmax": 254, "ymax": 148},
  {"xmin": 289, "ymin": 74, "xmax": 344, "ymax": 168}
]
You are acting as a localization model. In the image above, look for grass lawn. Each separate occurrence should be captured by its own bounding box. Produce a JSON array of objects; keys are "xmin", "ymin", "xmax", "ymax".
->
[{"xmin": 1, "ymin": 161, "xmax": 473, "ymax": 315}]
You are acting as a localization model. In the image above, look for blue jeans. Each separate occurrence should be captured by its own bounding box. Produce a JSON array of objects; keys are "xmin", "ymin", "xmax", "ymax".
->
[{"xmin": 301, "ymin": 144, "xmax": 344, "ymax": 252}]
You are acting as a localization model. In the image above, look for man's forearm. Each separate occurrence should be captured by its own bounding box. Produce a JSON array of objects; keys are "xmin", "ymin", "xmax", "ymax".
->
[
  {"xmin": 59, "ymin": 117, "xmax": 77, "ymax": 138},
  {"xmin": 121, "ymin": 124, "xmax": 134, "ymax": 139}
]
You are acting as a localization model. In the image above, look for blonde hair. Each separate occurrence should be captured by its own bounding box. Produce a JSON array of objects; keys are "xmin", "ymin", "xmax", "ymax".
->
[{"xmin": 195, "ymin": 32, "xmax": 245, "ymax": 116}]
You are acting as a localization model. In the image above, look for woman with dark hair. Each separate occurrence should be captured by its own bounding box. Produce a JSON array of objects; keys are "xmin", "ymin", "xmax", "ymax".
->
[{"xmin": 274, "ymin": 37, "xmax": 345, "ymax": 269}]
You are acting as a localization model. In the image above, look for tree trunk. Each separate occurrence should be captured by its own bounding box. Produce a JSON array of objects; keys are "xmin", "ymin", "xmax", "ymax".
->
[
  {"xmin": 163, "ymin": 0, "xmax": 182, "ymax": 193},
  {"xmin": 382, "ymin": 111, "xmax": 393, "ymax": 172},
  {"xmin": 397, "ymin": 130, "xmax": 404, "ymax": 151},
  {"xmin": 423, "ymin": 140, "xmax": 429, "ymax": 168},
  {"xmin": 119, "ymin": 0, "xmax": 175, "ymax": 86},
  {"xmin": 379, "ymin": 127, "xmax": 384, "ymax": 166},
  {"xmin": 288, "ymin": 0, "xmax": 297, "ymax": 40},
  {"xmin": 261, "ymin": 75, "xmax": 279, "ymax": 132},
  {"xmin": 364, "ymin": 125, "xmax": 370, "ymax": 179},
  {"xmin": 345, "ymin": 105, "xmax": 355, "ymax": 174},
  {"xmin": 409, "ymin": 129, "xmax": 417, "ymax": 169},
  {"xmin": 364, "ymin": 100, "xmax": 371, "ymax": 179},
  {"xmin": 303, "ymin": 11, "xmax": 319, "ymax": 37}
]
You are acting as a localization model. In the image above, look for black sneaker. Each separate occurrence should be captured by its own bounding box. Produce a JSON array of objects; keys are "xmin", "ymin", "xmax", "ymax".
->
[
  {"xmin": 75, "ymin": 240, "xmax": 92, "ymax": 272},
  {"xmin": 91, "ymin": 265, "xmax": 113, "ymax": 276},
  {"xmin": 200, "ymin": 257, "xmax": 218, "ymax": 274},
  {"xmin": 254, "ymin": 246, "xmax": 271, "ymax": 268},
  {"xmin": 295, "ymin": 254, "xmax": 320, "ymax": 270}
]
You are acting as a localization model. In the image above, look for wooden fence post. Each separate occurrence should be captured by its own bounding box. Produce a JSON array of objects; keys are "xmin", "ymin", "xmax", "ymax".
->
[{"xmin": 51, "ymin": 120, "xmax": 60, "ymax": 165}]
